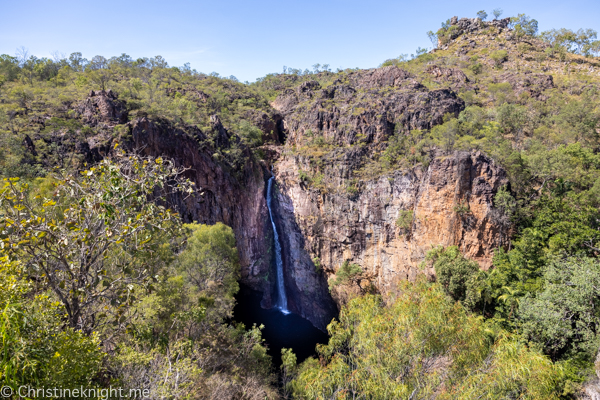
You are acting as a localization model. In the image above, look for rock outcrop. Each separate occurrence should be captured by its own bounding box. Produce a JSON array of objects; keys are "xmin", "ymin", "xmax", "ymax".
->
[
  {"xmin": 78, "ymin": 90, "xmax": 128, "ymax": 126},
  {"xmin": 272, "ymin": 66, "xmax": 465, "ymax": 147},
  {"xmin": 438, "ymin": 17, "xmax": 511, "ymax": 48},
  {"xmin": 273, "ymin": 151, "xmax": 509, "ymax": 306},
  {"xmin": 426, "ymin": 65, "xmax": 470, "ymax": 84},
  {"xmin": 493, "ymin": 72, "xmax": 555, "ymax": 99}
]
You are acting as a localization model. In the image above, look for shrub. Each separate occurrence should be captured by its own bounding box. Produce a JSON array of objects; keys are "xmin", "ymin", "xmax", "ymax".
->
[
  {"xmin": 469, "ymin": 62, "xmax": 483, "ymax": 75},
  {"xmin": 298, "ymin": 169, "xmax": 311, "ymax": 184},
  {"xmin": 426, "ymin": 246, "xmax": 479, "ymax": 303},
  {"xmin": 395, "ymin": 210, "xmax": 414, "ymax": 231},
  {"xmin": 453, "ymin": 200, "xmax": 471, "ymax": 215},
  {"xmin": 313, "ymin": 257, "xmax": 322, "ymax": 273},
  {"xmin": 490, "ymin": 50, "xmax": 508, "ymax": 67},
  {"xmin": 330, "ymin": 260, "xmax": 362, "ymax": 286}
]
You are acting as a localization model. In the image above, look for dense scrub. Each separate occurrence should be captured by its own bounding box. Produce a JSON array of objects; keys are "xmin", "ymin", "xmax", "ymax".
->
[
  {"xmin": 290, "ymin": 280, "xmax": 572, "ymax": 399},
  {"xmin": 1, "ymin": 9, "xmax": 600, "ymax": 399},
  {"xmin": 0, "ymin": 156, "xmax": 277, "ymax": 399}
]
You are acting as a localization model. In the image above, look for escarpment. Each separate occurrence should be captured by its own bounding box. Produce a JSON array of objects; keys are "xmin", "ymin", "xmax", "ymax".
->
[
  {"xmin": 273, "ymin": 151, "xmax": 509, "ymax": 306},
  {"xmin": 65, "ymin": 64, "xmax": 511, "ymax": 330}
]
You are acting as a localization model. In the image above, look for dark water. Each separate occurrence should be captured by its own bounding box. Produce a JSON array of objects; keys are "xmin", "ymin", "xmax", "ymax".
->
[{"xmin": 234, "ymin": 285, "xmax": 329, "ymax": 367}]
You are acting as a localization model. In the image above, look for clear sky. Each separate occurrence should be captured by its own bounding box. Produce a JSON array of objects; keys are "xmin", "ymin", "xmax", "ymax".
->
[{"xmin": 1, "ymin": 0, "xmax": 599, "ymax": 82}]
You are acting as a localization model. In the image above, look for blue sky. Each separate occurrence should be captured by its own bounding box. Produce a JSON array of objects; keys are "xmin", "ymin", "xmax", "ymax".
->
[{"xmin": 1, "ymin": 0, "xmax": 599, "ymax": 82}]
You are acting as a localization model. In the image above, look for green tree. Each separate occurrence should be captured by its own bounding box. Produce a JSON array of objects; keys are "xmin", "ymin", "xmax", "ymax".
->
[
  {"xmin": 519, "ymin": 257, "xmax": 600, "ymax": 361},
  {"xmin": 0, "ymin": 256, "xmax": 103, "ymax": 391},
  {"xmin": 493, "ymin": 8, "xmax": 503, "ymax": 20},
  {"xmin": 281, "ymin": 348, "xmax": 297, "ymax": 398},
  {"xmin": 68, "ymin": 52, "xmax": 88, "ymax": 72},
  {"xmin": 427, "ymin": 30, "xmax": 438, "ymax": 47},
  {"xmin": 477, "ymin": 10, "xmax": 488, "ymax": 21},
  {"xmin": 86, "ymin": 68, "xmax": 114, "ymax": 91},
  {"xmin": 0, "ymin": 153, "xmax": 194, "ymax": 334},
  {"xmin": 510, "ymin": 14, "xmax": 539, "ymax": 40},
  {"xmin": 540, "ymin": 28, "xmax": 599, "ymax": 56},
  {"xmin": 174, "ymin": 222, "xmax": 240, "ymax": 321},
  {"xmin": 426, "ymin": 246, "xmax": 479, "ymax": 303}
]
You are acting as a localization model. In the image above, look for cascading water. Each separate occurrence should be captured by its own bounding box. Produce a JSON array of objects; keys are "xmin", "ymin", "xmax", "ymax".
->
[{"xmin": 266, "ymin": 176, "xmax": 289, "ymax": 314}]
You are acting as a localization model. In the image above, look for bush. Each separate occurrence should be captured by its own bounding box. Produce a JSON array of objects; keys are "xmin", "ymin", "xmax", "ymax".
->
[
  {"xmin": 453, "ymin": 201, "xmax": 471, "ymax": 215},
  {"xmin": 330, "ymin": 260, "xmax": 362, "ymax": 286},
  {"xmin": 426, "ymin": 246, "xmax": 479, "ymax": 303},
  {"xmin": 0, "ymin": 154, "xmax": 194, "ymax": 334},
  {"xmin": 490, "ymin": 50, "xmax": 508, "ymax": 67},
  {"xmin": 395, "ymin": 209, "xmax": 414, "ymax": 231},
  {"xmin": 519, "ymin": 257, "xmax": 600, "ymax": 361},
  {"xmin": 469, "ymin": 62, "xmax": 483, "ymax": 75},
  {"xmin": 313, "ymin": 257, "xmax": 322, "ymax": 273}
]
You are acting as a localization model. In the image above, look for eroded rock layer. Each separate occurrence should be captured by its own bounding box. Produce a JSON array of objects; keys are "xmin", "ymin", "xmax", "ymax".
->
[
  {"xmin": 76, "ymin": 70, "xmax": 512, "ymax": 331},
  {"xmin": 273, "ymin": 151, "xmax": 509, "ymax": 308}
]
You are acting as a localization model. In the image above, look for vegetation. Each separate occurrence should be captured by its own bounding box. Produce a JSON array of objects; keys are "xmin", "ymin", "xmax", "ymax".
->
[
  {"xmin": 0, "ymin": 156, "xmax": 277, "ymax": 399},
  {"xmin": 1, "ymin": 8, "xmax": 600, "ymax": 399},
  {"xmin": 395, "ymin": 209, "xmax": 413, "ymax": 232},
  {"xmin": 329, "ymin": 260, "xmax": 362, "ymax": 287},
  {"xmin": 291, "ymin": 279, "xmax": 573, "ymax": 399}
]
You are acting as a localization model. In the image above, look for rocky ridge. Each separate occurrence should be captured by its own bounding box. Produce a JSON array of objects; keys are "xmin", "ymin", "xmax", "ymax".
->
[
  {"xmin": 71, "ymin": 63, "xmax": 513, "ymax": 330},
  {"xmin": 62, "ymin": 26, "xmax": 557, "ymax": 329}
]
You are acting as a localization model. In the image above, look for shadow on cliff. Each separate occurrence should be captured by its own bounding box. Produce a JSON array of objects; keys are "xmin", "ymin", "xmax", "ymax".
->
[{"xmin": 268, "ymin": 178, "xmax": 339, "ymax": 332}]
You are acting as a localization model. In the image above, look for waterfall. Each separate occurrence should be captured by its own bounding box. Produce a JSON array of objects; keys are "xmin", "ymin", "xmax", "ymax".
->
[{"xmin": 266, "ymin": 176, "xmax": 289, "ymax": 314}]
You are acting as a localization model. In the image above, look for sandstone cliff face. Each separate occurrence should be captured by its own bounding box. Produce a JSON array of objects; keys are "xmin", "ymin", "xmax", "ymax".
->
[
  {"xmin": 273, "ymin": 151, "xmax": 509, "ymax": 306},
  {"xmin": 75, "ymin": 77, "xmax": 510, "ymax": 331},
  {"xmin": 127, "ymin": 117, "xmax": 275, "ymax": 297}
]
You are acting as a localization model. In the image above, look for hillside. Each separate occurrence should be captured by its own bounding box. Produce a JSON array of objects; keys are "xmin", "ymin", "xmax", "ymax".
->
[{"xmin": 2, "ymin": 12, "xmax": 600, "ymax": 399}]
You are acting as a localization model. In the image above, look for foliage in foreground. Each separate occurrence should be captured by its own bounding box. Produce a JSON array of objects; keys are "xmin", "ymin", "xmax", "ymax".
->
[
  {"xmin": 0, "ymin": 256, "xmax": 103, "ymax": 391},
  {"xmin": 0, "ymin": 156, "xmax": 277, "ymax": 399},
  {"xmin": 291, "ymin": 279, "xmax": 572, "ymax": 400}
]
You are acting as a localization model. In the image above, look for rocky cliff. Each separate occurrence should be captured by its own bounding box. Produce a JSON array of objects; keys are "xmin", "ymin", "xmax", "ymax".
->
[
  {"xmin": 72, "ymin": 66, "xmax": 512, "ymax": 331},
  {"xmin": 264, "ymin": 66, "xmax": 510, "ymax": 324},
  {"xmin": 273, "ymin": 151, "xmax": 508, "ymax": 307},
  {"xmin": 73, "ymin": 91, "xmax": 284, "ymax": 309}
]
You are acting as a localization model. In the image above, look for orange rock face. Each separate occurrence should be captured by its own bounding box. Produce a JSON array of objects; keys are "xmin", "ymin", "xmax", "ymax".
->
[{"xmin": 273, "ymin": 151, "xmax": 509, "ymax": 306}]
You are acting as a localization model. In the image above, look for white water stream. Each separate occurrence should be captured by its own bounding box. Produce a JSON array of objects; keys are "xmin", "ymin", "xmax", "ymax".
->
[{"xmin": 266, "ymin": 177, "xmax": 289, "ymax": 314}]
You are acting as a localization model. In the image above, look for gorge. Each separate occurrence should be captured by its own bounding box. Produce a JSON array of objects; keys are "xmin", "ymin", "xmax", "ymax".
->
[
  {"xmin": 117, "ymin": 63, "xmax": 510, "ymax": 333},
  {"xmin": 5, "ymin": 13, "xmax": 600, "ymax": 397}
]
